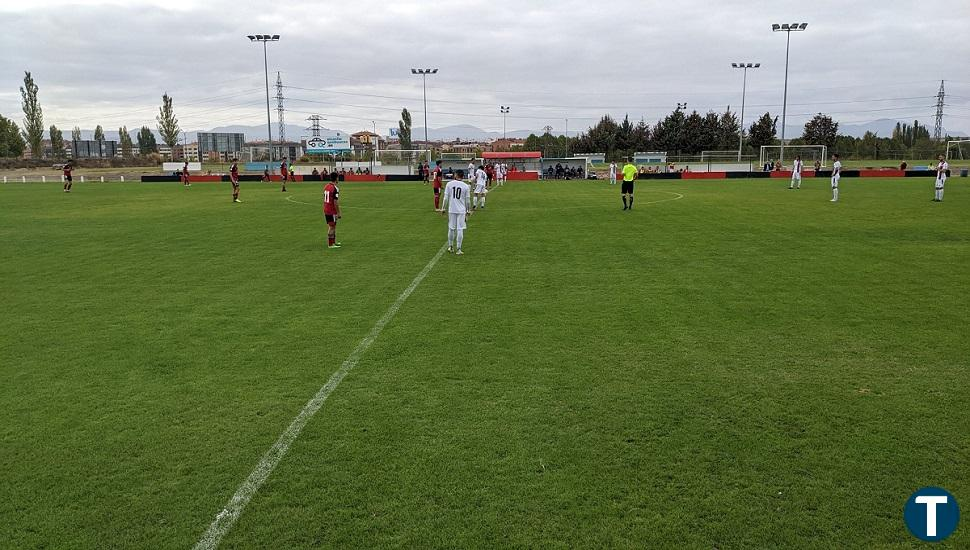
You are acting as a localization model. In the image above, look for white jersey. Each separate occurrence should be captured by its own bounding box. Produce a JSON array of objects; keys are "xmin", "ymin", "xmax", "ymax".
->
[
  {"xmin": 443, "ymin": 179, "xmax": 471, "ymax": 214},
  {"xmin": 937, "ymin": 161, "xmax": 949, "ymax": 180},
  {"xmin": 475, "ymin": 168, "xmax": 487, "ymax": 188},
  {"xmin": 467, "ymin": 163, "xmax": 476, "ymax": 178},
  {"xmin": 831, "ymin": 160, "xmax": 842, "ymax": 186},
  {"xmin": 793, "ymin": 160, "xmax": 802, "ymax": 175},
  {"xmin": 609, "ymin": 163, "xmax": 617, "ymax": 176}
]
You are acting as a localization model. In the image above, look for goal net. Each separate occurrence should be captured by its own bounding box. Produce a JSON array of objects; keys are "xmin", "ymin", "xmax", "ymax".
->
[
  {"xmin": 759, "ymin": 145, "xmax": 827, "ymax": 169},
  {"xmin": 946, "ymin": 139, "xmax": 970, "ymax": 160}
]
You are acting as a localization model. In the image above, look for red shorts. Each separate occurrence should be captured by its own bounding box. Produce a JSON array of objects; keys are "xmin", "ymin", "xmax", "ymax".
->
[{"xmin": 325, "ymin": 214, "xmax": 338, "ymax": 226}]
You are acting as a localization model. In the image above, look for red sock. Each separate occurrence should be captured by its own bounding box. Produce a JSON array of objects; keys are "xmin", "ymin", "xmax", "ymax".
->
[
  {"xmin": 328, "ymin": 236, "xmax": 334, "ymax": 246},
  {"xmin": 434, "ymin": 196, "xmax": 440, "ymax": 209}
]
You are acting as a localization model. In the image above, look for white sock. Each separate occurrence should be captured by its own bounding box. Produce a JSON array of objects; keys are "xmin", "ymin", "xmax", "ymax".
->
[
  {"xmin": 473, "ymin": 196, "xmax": 478, "ymax": 207},
  {"xmin": 833, "ymin": 188, "xmax": 839, "ymax": 201},
  {"xmin": 480, "ymin": 195, "xmax": 486, "ymax": 206},
  {"xmin": 456, "ymin": 229, "xmax": 464, "ymax": 250},
  {"xmin": 448, "ymin": 228, "xmax": 455, "ymax": 247}
]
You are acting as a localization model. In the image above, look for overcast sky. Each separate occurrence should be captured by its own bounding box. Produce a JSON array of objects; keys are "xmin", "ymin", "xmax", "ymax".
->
[{"xmin": 1, "ymin": 0, "xmax": 968, "ymax": 139}]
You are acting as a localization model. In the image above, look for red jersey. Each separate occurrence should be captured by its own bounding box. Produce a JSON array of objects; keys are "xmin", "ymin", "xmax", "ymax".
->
[
  {"xmin": 182, "ymin": 166, "xmax": 189, "ymax": 180},
  {"xmin": 230, "ymin": 163, "xmax": 239, "ymax": 181},
  {"xmin": 280, "ymin": 161, "xmax": 288, "ymax": 175},
  {"xmin": 63, "ymin": 166, "xmax": 72, "ymax": 177},
  {"xmin": 432, "ymin": 167, "xmax": 442, "ymax": 189},
  {"xmin": 323, "ymin": 183, "xmax": 339, "ymax": 215}
]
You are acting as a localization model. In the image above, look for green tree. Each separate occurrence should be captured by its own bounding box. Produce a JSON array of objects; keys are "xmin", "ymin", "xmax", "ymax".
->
[
  {"xmin": 802, "ymin": 113, "xmax": 839, "ymax": 149},
  {"xmin": 652, "ymin": 109, "xmax": 688, "ymax": 155},
  {"xmin": 0, "ymin": 114, "xmax": 26, "ymax": 157},
  {"xmin": 398, "ymin": 108, "xmax": 412, "ymax": 152},
  {"xmin": 49, "ymin": 124, "xmax": 65, "ymax": 158},
  {"xmin": 748, "ymin": 112, "xmax": 778, "ymax": 150},
  {"xmin": 718, "ymin": 110, "xmax": 740, "ymax": 151},
  {"xmin": 20, "ymin": 71, "xmax": 45, "ymax": 158},
  {"xmin": 93, "ymin": 125, "xmax": 104, "ymax": 143},
  {"xmin": 137, "ymin": 126, "xmax": 157, "ymax": 155},
  {"xmin": 72, "ymin": 126, "xmax": 82, "ymax": 142},
  {"xmin": 857, "ymin": 131, "xmax": 880, "ymax": 159},
  {"xmin": 156, "ymin": 93, "xmax": 180, "ymax": 159},
  {"xmin": 119, "ymin": 126, "xmax": 133, "ymax": 158}
]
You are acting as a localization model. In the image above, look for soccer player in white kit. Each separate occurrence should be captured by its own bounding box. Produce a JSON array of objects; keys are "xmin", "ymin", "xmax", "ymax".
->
[
  {"xmin": 467, "ymin": 162, "xmax": 476, "ymax": 182},
  {"xmin": 442, "ymin": 170, "xmax": 472, "ymax": 255},
  {"xmin": 934, "ymin": 154, "xmax": 948, "ymax": 202},
  {"xmin": 609, "ymin": 161, "xmax": 617, "ymax": 185},
  {"xmin": 472, "ymin": 165, "xmax": 488, "ymax": 209},
  {"xmin": 830, "ymin": 154, "xmax": 841, "ymax": 202},
  {"xmin": 789, "ymin": 155, "xmax": 803, "ymax": 189}
]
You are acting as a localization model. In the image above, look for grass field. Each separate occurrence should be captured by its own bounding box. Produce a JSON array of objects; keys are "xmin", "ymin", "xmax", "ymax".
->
[{"xmin": 1, "ymin": 177, "xmax": 967, "ymax": 548}]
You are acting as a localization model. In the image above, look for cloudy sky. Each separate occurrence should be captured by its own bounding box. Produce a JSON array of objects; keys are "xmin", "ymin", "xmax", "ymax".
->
[{"xmin": 1, "ymin": 0, "xmax": 968, "ymax": 139}]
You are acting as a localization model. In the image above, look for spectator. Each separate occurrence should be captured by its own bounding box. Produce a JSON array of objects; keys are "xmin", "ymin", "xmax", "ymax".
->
[
  {"xmin": 814, "ymin": 159, "xmax": 822, "ymax": 172},
  {"xmin": 311, "ymin": 167, "xmax": 319, "ymax": 176},
  {"xmin": 900, "ymin": 161, "xmax": 908, "ymax": 170}
]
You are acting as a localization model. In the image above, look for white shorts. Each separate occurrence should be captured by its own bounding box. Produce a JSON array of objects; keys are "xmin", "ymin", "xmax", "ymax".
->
[
  {"xmin": 831, "ymin": 175, "xmax": 840, "ymax": 188},
  {"xmin": 474, "ymin": 184, "xmax": 486, "ymax": 194},
  {"xmin": 936, "ymin": 177, "xmax": 946, "ymax": 189},
  {"xmin": 792, "ymin": 173, "xmax": 801, "ymax": 182},
  {"xmin": 448, "ymin": 212, "xmax": 466, "ymax": 230}
]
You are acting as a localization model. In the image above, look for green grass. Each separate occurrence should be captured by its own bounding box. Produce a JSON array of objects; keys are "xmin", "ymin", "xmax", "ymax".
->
[{"xmin": 1, "ymin": 178, "xmax": 967, "ymax": 548}]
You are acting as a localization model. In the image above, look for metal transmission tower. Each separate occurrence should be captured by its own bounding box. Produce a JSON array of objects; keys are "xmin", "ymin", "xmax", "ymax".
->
[
  {"xmin": 276, "ymin": 72, "xmax": 286, "ymax": 157},
  {"xmin": 934, "ymin": 80, "xmax": 945, "ymax": 141},
  {"xmin": 306, "ymin": 115, "xmax": 324, "ymax": 137}
]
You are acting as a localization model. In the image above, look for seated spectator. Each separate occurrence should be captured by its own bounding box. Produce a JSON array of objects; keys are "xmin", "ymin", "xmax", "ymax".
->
[
  {"xmin": 355, "ymin": 167, "xmax": 362, "ymax": 174},
  {"xmin": 774, "ymin": 160, "xmax": 782, "ymax": 171},
  {"xmin": 311, "ymin": 167, "xmax": 319, "ymax": 176},
  {"xmin": 899, "ymin": 161, "xmax": 908, "ymax": 170},
  {"xmin": 363, "ymin": 168, "xmax": 370, "ymax": 175}
]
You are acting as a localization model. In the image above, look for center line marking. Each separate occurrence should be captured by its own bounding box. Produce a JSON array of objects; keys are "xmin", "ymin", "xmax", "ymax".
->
[{"xmin": 194, "ymin": 242, "xmax": 449, "ymax": 550}]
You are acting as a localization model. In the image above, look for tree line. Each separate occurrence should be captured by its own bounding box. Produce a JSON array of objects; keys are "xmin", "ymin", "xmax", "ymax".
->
[
  {"xmin": 524, "ymin": 110, "xmax": 953, "ymax": 162},
  {"xmin": 0, "ymin": 71, "xmax": 181, "ymax": 160}
]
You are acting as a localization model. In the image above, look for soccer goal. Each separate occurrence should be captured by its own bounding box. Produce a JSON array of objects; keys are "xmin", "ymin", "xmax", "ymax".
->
[
  {"xmin": 759, "ymin": 145, "xmax": 827, "ymax": 169},
  {"xmin": 946, "ymin": 139, "xmax": 970, "ymax": 160}
]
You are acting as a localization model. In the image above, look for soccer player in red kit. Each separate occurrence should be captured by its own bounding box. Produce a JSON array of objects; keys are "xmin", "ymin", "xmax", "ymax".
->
[
  {"xmin": 181, "ymin": 160, "xmax": 191, "ymax": 187},
  {"xmin": 62, "ymin": 161, "xmax": 74, "ymax": 192},
  {"xmin": 323, "ymin": 172, "xmax": 341, "ymax": 248},
  {"xmin": 280, "ymin": 158, "xmax": 289, "ymax": 192},
  {"xmin": 230, "ymin": 158, "xmax": 241, "ymax": 203},
  {"xmin": 432, "ymin": 160, "xmax": 443, "ymax": 211}
]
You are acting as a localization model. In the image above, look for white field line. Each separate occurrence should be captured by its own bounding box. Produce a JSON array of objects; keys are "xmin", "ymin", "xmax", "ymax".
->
[{"xmin": 194, "ymin": 243, "xmax": 448, "ymax": 550}]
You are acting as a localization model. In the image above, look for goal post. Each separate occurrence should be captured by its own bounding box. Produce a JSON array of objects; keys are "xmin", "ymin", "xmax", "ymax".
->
[
  {"xmin": 759, "ymin": 145, "xmax": 827, "ymax": 169},
  {"xmin": 946, "ymin": 139, "xmax": 970, "ymax": 160}
]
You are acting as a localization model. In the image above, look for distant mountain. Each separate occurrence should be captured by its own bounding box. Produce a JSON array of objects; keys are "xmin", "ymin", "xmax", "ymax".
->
[
  {"xmin": 833, "ymin": 119, "xmax": 965, "ymax": 139},
  {"xmin": 413, "ymin": 124, "xmax": 535, "ymax": 141}
]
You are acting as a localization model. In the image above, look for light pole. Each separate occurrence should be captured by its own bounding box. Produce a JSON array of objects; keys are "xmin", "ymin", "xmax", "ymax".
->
[
  {"xmin": 677, "ymin": 102, "xmax": 687, "ymax": 111},
  {"xmin": 500, "ymin": 106, "xmax": 510, "ymax": 140},
  {"xmin": 411, "ymin": 68, "xmax": 438, "ymax": 165},
  {"xmin": 772, "ymin": 22, "xmax": 807, "ymax": 165},
  {"xmin": 732, "ymin": 62, "xmax": 760, "ymax": 162},
  {"xmin": 248, "ymin": 34, "xmax": 279, "ymax": 162}
]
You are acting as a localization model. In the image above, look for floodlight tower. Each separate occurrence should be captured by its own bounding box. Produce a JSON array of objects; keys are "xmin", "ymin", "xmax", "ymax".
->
[
  {"xmin": 500, "ymin": 106, "xmax": 510, "ymax": 140},
  {"xmin": 411, "ymin": 68, "xmax": 438, "ymax": 164},
  {"xmin": 772, "ymin": 22, "xmax": 808, "ymax": 165},
  {"xmin": 248, "ymin": 34, "xmax": 280, "ymax": 161},
  {"xmin": 731, "ymin": 62, "xmax": 760, "ymax": 161}
]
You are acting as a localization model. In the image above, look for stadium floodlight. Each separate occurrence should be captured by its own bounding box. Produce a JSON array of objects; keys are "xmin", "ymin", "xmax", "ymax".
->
[
  {"xmin": 411, "ymin": 68, "xmax": 439, "ymax": 164},
  {"xmin": 500, "ymin": 106, "xmax": 510, "ymax": 139},
  {"xmin": 732, "ymin": 62, "xmax": 761, "ymax": 161},
  {"xmin": 249, "ymin": 33, "xmax": 280, "ymax": 161},
  {"xmin": 677, "ymin": 102, "xmax": 688, "ymax": 111},
  {"xmin": 772, "ymin": 22, "xmax": 808, "ymax": 165}
]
